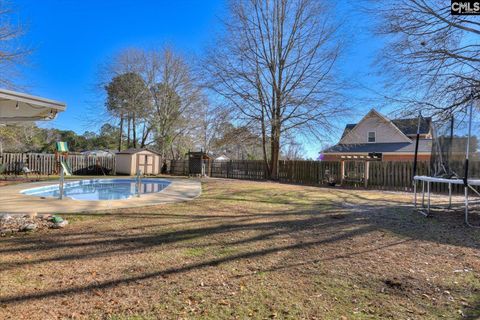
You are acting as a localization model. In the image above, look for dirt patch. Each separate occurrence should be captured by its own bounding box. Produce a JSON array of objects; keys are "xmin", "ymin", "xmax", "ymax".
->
[{"xmin": 381, "ymin": 277, "xmax": 417, "ymax": 295}]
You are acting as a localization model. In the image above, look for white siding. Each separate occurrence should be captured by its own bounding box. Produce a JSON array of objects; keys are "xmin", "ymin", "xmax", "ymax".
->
[
  {"xmin": 341, "ymin": 112, "xmax": 411, "ymax": 144},
  {"xmin": 115, "ymin": 154, "xmax": 133, "ymax": 175},
  {"xmin": 115, "ymin": 150, "xmax": 161, "ymax": 175}
]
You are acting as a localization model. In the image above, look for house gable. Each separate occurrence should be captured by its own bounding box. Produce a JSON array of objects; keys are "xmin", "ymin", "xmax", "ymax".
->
[{"xmin": 340, "ymin": 109, "xmax": 412, "ymax": 144}]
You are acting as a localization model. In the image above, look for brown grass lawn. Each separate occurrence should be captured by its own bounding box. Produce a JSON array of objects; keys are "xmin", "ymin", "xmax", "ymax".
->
[{"xmin": 0, "ymin": 178, "xmax": 479, "ymax": 319}]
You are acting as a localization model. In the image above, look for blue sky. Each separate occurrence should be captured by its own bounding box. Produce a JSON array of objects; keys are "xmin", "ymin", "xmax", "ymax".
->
[{"xmin": 11, "ymin": 0, "xmax": 386, "ymax": 159}]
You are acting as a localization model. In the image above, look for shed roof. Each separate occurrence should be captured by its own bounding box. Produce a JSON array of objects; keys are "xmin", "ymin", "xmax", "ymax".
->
[
  {"xmin": 187, "ymin": 151, "xmax": 212, "ymax": 159},
  {"xmin": 116, "ymin": 148, "xmax": 161, "ymax": 155}
]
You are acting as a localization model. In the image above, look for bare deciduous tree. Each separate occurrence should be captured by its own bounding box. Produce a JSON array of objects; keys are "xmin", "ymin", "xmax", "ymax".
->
[
  {"xmin": 369, "ymin": 0, "xmax": 480, "ymax": 118},
  {"xmin": 206, "ymin": 0, "xmax": 344, "ymax": 179},
  {"xmin": 197, "ymin": 99, "xmax": 230, "ymax": 154},
  {"xmin": 145, "ymin": 48, "xmax": 201, "ymax": 159},
  {"xmin": 99, "ymin": 47, "xmax": 202, "ymax": 157},
  {"xmin": 282, "ymin": 136, "xmax": 305, "ymax": 160},
  {"xmin": 0, "ymin": 0, "xmax": 30, "ymax": 88},
  {"xmin": 211, "ymin": 123, "xmax": 265, "ymax": 160}
]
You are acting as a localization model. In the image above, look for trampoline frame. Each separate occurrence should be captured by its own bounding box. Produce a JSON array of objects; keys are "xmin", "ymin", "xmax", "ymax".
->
[
  {"xmin": 413, "ymin": 176, "xmax": 480, "ymax": 224},
  {"xmin": 412, "ymin": 103, "xmax": 480, "ymax": 227}
]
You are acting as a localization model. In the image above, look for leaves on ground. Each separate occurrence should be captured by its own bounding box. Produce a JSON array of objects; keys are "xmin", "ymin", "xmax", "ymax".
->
[{"xmin": 0, "ymin": 179, "xmax": 479, "ymax": 319}]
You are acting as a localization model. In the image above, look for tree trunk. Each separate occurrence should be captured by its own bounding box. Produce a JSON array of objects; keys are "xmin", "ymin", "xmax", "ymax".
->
[
  {"xmin": 132, "ymin": 114, "xmax": 137, "ymax": 148},
  {"xmin": 270, "ymin": 92, "xmax": 282, "ymax": 180},
  {"xmin": 170, "ymin": 144, "xmax": 175, "ymax": 160},
  {"xmin": 140, "ymin": 122, "xmax": 146, "ymax": 148},
  {"xmin": 270, "ymin": 125, "xmax": 280, "ymax": 180},
  {"xmin": 118, "ymin": 117, "xmax": 124, "ymax": 151},
  {"xmin": 260, "ymin": 107, "xmax": 271, "ymax": 178},
  {"xmin": 126, "ymin": 116, "xmax": 131, "ymax": 148},
  {"xmin": 140, "ymin": 125, "xmax": 152, "ymax": 148},
  {"xmin": 270, "ymin": 81, "xmax": 282, "ymax": 180}
]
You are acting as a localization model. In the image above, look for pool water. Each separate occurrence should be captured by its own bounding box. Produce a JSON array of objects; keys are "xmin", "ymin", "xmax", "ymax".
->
[{"xmin": 21, "ymin": 179, "xmax": 171, "ymax": 201}]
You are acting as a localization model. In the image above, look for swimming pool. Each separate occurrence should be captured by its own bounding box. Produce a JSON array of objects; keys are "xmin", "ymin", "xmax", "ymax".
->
[{"xmin": 21, "ymin": 178, "xmax": 171, "ymax": 201}]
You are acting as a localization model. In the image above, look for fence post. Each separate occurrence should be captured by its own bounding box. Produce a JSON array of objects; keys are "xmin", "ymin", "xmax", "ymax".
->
[
  {"xmin": 364, "ymin": 161, "xmax": 370, "ymax": 188},
  {"xmin": 340, "ymin": 160, "xmax": 345, "ymax": 185}
]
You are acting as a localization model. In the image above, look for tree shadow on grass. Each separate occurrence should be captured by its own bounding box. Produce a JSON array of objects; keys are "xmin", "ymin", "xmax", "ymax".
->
[
  {"xmin": 331, "ymin": 190, "xmax": 480, "ymax": 250},
  {"xmin": 205, "ymin": 185, "xmax": 480, "ymax": 248},
  {"xmin": 464, "ymin": 294, "xmax": 480, "ymax": 319},
  {"xmin": 0, "ymin": 209, "xmax": 359, "ymax": 270},
  {"xmin": 0, "ymin": 187, "xmax": 478, "ymax": 269},
  {"xmin": 0, "ymin": 182, "xmax": 479, "ymax": 316},
  {"xmin": 0, "ymin": 221, "xmax": 374, "ymax": 305}
]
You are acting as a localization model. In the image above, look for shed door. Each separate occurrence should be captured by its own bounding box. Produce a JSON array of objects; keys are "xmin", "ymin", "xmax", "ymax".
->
[{"xmin": 137, "ymin": 154, "xmax": 154, "ymax": 174}]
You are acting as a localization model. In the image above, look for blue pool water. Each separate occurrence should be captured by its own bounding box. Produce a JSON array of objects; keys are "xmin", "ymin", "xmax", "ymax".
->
[{"xmin": 21, "ymin": 179, "xmax": 171, "ymax": 201}]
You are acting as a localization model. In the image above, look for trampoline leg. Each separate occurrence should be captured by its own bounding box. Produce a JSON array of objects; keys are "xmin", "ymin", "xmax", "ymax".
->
[
  {"xmin": 465, "ymin": 186, "xmax": 469, "ymax": 225},
  {"xmin": 427, "ymin": 181, "xmax": 431, "ymax": 215},
  {"xmin": 414, "ymin": 180, "xmax": 417, "ymax": 208},
  {"xmin": 448, "ymin": 183, "xmax": 452, "ymax": 209},
  {"xmin": 422, "ymin": 181, "xmax": 425, "ymax": 208}
]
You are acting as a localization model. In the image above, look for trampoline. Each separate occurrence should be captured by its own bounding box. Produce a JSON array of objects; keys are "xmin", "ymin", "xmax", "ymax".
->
[{"xmin": 412, "ymin": 103, "xmax": 480, "ymax": 227}]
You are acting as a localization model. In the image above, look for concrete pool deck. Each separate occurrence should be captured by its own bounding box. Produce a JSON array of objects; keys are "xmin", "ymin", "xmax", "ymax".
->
[{"xmin": 0, "ymin": 177, "xmax": 201, "ymax": 213}]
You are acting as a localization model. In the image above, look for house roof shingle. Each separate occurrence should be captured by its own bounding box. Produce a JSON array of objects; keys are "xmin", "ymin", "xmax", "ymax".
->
[
  {"xmin": 323, "ymin": 140, "xmax": 432, "ymax": 154},
  {"xmin": 391, "ymin": 117, "xmax": 432, "ymax": 135},
  {"xmin": 341, "ymin": 124, "xmax": 356, "ymax": 139},
  {"xmin": 340, "ymin": 117, "xmax": 432, "ymax": 139}
]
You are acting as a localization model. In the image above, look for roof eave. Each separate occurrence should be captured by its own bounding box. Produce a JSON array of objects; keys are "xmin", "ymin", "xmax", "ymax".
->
[{"xmin": 0, "ymin": 89, "xmax": 66, "ymax": 111}]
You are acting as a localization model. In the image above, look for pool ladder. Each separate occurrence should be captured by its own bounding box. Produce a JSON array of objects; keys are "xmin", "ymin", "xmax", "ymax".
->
[{"xmin": 136, "ymin": 169, "xmax": 142, "ymax": 197}]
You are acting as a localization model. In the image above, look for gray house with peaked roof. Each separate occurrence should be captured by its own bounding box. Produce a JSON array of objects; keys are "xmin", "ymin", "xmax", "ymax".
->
[{"xmin": 322, "ymin": 109, "xmax": 432, "ymax": 161}]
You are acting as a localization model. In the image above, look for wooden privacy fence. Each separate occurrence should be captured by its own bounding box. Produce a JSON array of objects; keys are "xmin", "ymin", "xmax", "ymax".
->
[
  {"xmin": 170, "ymin": 159, "xmax": 480, "ymax": 193},
  {"xmin": 171, "ymin": 159, "xmax": 341, "ymax": 184},
  {"xmin": 211, "ymin": 160, "xmax": 268, "ymax": 180},
  {"xmin": 367, "ymin": 160, "xmax": 480, "ymax": 193},
  {"xmin": 278, "ymin": 160, "xmax": 341, "ymax": 185},
  {"xmin": 0, "ymin": 153, "xmax": 115, "ymax": 175},
  {"xmin": 367, "ymin": 161, "xmax": 428, "ymax": 191},
  {"xmin": 170, "ymin": 159, "xmax": 342, "ymax": 185},
  {"xmin": 170, "ymin": 160, "xmax": 189, "ymax": 176}
]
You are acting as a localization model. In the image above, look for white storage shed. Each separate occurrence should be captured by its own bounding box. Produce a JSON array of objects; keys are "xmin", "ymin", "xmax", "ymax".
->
[{"xmin": 115, "ymin": 148, "xmax": 161, "ymax": 175}]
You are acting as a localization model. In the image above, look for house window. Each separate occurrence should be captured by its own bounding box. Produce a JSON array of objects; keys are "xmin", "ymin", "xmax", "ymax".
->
[{"xmin": 368, "ymin": 131, "xmax": 376, "ymax": 143}]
